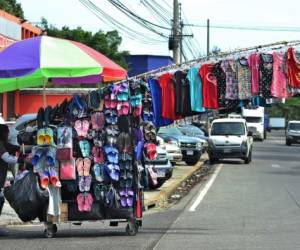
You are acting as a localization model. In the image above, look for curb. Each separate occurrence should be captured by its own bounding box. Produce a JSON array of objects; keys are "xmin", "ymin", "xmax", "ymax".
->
[{"xmin": 144, "ymin": 156, "xmax": 207, "ymax": 210}]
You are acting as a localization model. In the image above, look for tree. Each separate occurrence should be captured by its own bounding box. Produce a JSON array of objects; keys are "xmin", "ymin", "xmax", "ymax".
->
[
  {"xmin": 40, "ymin": 18, "xmax": 129, "ymax": 69},
  {"xmin": 0, "ymin": 0, "xmax": 24, "ymax": 19}
]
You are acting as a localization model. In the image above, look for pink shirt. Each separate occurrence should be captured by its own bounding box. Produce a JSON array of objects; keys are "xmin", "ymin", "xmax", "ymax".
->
[
  {"xmin": 271, "ymin": 51, "xmax": 287, "ymax": 98},
  {"xmin": 248, "ymin": 53, "xmax": 260, "ymax": 95}
]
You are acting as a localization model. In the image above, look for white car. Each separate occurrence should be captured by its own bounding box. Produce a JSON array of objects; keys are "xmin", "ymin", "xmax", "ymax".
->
[
  {"xmin": 8, "ymin": 113, "xmax": 37, "ymax": 146},
  {"xmin": 208, "ymin": 118, "xmax": 253, "ymax": 164},
  {"xmin": 157, "ymin": 136, "xmax": 182, "ymax": 164}
]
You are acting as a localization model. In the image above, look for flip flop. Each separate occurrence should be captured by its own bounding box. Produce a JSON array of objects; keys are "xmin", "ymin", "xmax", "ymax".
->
[
  {"xmin": 77, "ymin": 193, "xmax": 85, "ymax": 212},
  {"xmin": 84, "ymin": 175, "xmax": 92, "ymax": 192},
  {"xmin": 78, "ymin": 176, "xmax": 85, "ymax": 192},
  {"xmin": 83, "ymin": 157, "xmax": 91, "ymax": 176},
  {"xmin": 76, "ymin": 158, "xmax": 84, "ymax": 176}
]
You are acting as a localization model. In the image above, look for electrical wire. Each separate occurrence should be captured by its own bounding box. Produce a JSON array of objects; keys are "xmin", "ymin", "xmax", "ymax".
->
[
  {"xmin": 106, "ymin": 0, "xmax": 170, "ymax": 34},
  {"xmin": 79, "ymin": 0, "xmax": 167, "ymax": 44},
  {"xmin": 141, "ymin": 0, "xmax": 171, "ymax": 25},
  {"xmin": 187, "ymin": 23, "xmax": 300, "ymax": 32}
]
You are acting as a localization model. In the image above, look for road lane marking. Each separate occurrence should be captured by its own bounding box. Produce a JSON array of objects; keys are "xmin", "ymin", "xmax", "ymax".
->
[
  {"xmin": 188, "ymin": 164, "xmax": 223, "ymax": 212},
  {"xmin": 271, "ymin": 164, "xmax": 281, "ymax": 168}
]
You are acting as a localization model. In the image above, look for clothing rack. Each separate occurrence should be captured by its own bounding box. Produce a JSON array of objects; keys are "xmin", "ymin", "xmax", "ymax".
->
[{"xmin": 125, "ymin": 40, "xmax": 300, "ymax": 81}]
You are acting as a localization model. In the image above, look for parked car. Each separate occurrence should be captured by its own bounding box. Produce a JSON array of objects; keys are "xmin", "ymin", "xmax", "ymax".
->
[
  {"xmin": 157, "ymin": 136, "xmax": 182, "ymax": 164},
  {"xmin": 8, "ymin": 113, "xmax": 37, "ymax": 146},
  {"xmin": 208, "ymin": 118, "xmax": 253, "ymax": 164},
  {"xmin": 146, "ymin": 145, "xmax": 173, "ymax": 189},
  {"xmin": 286, "ymin": 120, "xmax": 300, "ymax": 146},
  {"xmin": 158, "ymin": 126, "xmax": 203, "ymax": 166},
  {"xmin": 178, "ymin": 124, "xmax": 208, "ymax": 151}
]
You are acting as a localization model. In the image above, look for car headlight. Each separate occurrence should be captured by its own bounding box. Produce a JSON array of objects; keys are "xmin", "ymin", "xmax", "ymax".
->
[
  {"xmin": 197, "ymin": 142, "xmax": 202, "ymax": 148},
  {"xmin": 167, "ymin": 140, "xmax": 179, "ymax": 147},
  {"xmin": 241, "ymin": 140, "xmax": 247, "ymax": 150}
]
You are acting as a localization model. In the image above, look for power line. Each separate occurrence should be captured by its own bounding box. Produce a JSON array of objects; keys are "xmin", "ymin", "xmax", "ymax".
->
[
  {"xmin": 187, "ymin": 23, "xmax": 300, "ymax": 32},
  {"xmin": 106, "ymin": 0, "xmax": 170, "ymax": 35},
  {"xmin": 79, "ymin": 0, "xmax": 167, "ymax": 44}
]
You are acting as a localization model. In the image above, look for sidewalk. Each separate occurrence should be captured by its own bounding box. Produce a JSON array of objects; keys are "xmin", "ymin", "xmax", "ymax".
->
[
  {"xmin": 0, "ymin": 157, "xmax": 207, "ymax": 225},
  {"xmin": 144, "ymin": 156, "xmax": 207, "ymax": 210}
]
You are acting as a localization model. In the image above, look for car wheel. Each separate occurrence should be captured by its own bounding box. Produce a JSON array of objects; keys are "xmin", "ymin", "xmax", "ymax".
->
[
  {"xmin": 286, "ymin": 140, "xmax": 291, "ymax": 146},
  {"xmin": 185, "ymin": 158, "xmax": 199, "ymax": 166},
  {"xmin": 244, "ymin": 149, "xmax": 252, "ymax": 164},
  {"xmin": 209, "ymin": 157, "xmax": 218, "ymax": 165}
]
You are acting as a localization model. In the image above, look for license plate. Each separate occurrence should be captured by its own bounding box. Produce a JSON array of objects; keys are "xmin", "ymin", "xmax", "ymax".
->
[
  {"xmin": 168, "ymin": 155, "xmax": 174, "ymax": 160},
  {"xmin": 224, "ymin": 148, "xmax": 232, "ymax": 153},
  {"xmin": 157, "ymin": 171, "xmax": 165, "ymax": 177},
  {"xmin": 187, "ymin": 150, "xmax": 194, "ymax": 155}
]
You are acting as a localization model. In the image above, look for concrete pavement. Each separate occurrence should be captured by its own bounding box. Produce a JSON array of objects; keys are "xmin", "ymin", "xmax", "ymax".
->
[
  {"xmin": 1, "ymin": 131, "xmax": 300, "ymax": 250},
  {"xmin": 155, "ymin": 131, "xmax": 300, "ymax": 250}
]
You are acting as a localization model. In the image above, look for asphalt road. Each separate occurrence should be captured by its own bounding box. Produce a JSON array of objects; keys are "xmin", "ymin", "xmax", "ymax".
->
[{"xmin": 2, "ymin": 131, "xmax": 300, "ymax": 250}]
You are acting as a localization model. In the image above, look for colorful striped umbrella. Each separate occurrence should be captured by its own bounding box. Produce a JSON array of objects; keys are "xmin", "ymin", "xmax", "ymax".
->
[{"xmin": 0, "ymin": 36, "xmax": 127, "ymax": 92}]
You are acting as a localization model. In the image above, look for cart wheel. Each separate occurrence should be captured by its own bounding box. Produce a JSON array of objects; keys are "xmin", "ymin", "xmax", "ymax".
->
[
  {"xmin": 126, "ymin": 220, "xmax": 139, "ymax": 236},
  {"xmin": 44, "ymin": 228, "xmax": 55, "ymax": 238},
  {"xmin": 52, "ymin": 224, "xmax": 58, "ymax": 233}
]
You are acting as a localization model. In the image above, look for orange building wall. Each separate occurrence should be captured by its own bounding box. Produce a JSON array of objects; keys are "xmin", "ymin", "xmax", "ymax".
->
[{"xmin": 17, "ymin": 93, "xmax": 72, "ymax": 115}]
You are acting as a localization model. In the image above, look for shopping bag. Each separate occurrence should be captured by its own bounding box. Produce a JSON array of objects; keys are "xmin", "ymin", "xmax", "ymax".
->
[
  {"xmin": 56, "ymin": 148, "xmax": 72, "ymax": 161},
  {"xmin": 148, "ymin": 166, "xmax": 158, "ymax": 186},
  {"xmin": 56, "ymin": 126, "xmax": 73, "ymax": 161},
  {"xmin": 60, "ymin": 159, "xmax": 76, "ymax": 180},
  {"xmin": 4, "ymin": 171, "xmax": 49, "ymax": 222}
]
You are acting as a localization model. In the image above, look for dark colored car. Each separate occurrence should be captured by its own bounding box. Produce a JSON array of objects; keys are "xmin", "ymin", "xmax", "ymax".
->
[
  {"xmin": 158, "ymin": 126, "xmax": 203, "ymax": 166},
  {"xmin": 286, "ymin": 121, "xmax": 300, "ymax": 146},
  {"xmin": 178, "ymin": 124, "xmax": 208, "ymax": 141}
]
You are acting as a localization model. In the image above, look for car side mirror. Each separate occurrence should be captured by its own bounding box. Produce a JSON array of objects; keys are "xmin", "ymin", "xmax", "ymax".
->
[{"xmin": 247, "ymin": 131, "xmax": 253, "ymax": 137}]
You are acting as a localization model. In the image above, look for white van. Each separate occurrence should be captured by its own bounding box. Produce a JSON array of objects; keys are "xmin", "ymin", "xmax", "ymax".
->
[{"xmin": 208, "ymin": 118, "xmax": 253, "ymax": 164}]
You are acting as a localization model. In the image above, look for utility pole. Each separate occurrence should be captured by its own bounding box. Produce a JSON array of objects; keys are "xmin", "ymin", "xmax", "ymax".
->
[
  {"xmin": 207, "ymin": 19, "xmax": 210, "ymax": 57},
  {"xmin": 173, "ymin": 0, "xmax": 180, "ymax": 64}
]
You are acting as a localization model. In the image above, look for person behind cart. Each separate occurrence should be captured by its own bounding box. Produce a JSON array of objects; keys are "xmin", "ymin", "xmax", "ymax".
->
[{"xmin": 0, "ymin": 124, "xmax": 28, "ymax": 236}]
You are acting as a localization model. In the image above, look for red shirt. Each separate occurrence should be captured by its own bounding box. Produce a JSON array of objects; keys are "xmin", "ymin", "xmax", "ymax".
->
[
  {"xmin": 158, "ymin": 73, "xmax": 179, "ymax": 121},
  {"xmin": 199, "ymin": 64, "xmax": 218, "ymax": 109},
  {"xmin": 286, "ymin": 47, "xmax": 300, "ymax": 89}
]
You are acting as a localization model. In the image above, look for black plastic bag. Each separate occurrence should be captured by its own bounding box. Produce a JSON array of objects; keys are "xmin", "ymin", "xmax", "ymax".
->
[{"xmin": 4, "ymin": 171, "xmax": 49, "ymax": 222}]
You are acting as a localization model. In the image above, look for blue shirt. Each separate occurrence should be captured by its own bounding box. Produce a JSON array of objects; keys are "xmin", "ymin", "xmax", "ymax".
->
[
  {"xmin": 187, "ymin": 67, "xmax": 205, "ymax": 112},
  {"xmin": 148, "ymin": 78, "xmax": 172, "ymax": 127}
]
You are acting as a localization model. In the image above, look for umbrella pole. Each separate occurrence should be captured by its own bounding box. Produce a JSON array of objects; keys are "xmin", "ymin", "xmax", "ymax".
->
[{"xmin": 43, "ymin": 79, "xmax": 47, "ymax": 107}]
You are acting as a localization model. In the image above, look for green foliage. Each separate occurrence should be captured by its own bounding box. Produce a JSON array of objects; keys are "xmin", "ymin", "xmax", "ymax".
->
[
  {"xmin": 0, "ymin": 0, "xmax": 24, "ymax": 19},
  {"xmin": 266, "ymin": 99, "xmax": 300, "ymax": 120},
  {"xmin": 40, "ymin": 18, "xmax": 129, "ymax": 69}
]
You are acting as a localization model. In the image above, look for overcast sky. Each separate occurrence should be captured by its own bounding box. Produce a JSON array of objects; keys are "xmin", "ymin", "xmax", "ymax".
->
[{"xmin": 18, "ymin": 0, "xmax": 300, "ymax": 59}]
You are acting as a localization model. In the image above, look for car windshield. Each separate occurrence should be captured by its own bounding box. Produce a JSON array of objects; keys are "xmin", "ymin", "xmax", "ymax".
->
[
  {"xmin": 211, "ymin": 122, "xmax": 245, "ymax": 136},
  {"xmin": 158, "ymin": 127, "xmax": 183, "ymax": 136},
  {"xmin": 288, "ymin": 123, "xmax": 300, "ymax": 131},
  {"xmin": 180, "ymin": 126, "xmax": 205, "ymax": 136},
  {"xmin": 245, "ymin": 117, "xmax": 262, "ymax": 123}
]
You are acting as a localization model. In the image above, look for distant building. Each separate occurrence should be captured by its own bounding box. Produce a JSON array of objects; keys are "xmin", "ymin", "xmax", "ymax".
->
[
  {"xmin": 126, "ymin": 55, "xmax": 173, "ymax": 77},
  {"xmin": 0, "ymin": 9, "xmax": 43, "ymax": 120}
]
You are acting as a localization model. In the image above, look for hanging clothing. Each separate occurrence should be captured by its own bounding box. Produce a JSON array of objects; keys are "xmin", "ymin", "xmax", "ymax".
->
[
  {"xmin": 221, "ymin": 59, "xmax": 239, "ymax": 100},
  {"xmin": 173, "ymin": 70, "xmax": 194, "ymax": 116},
  {"xmin": 158, "ymin": 73, "xmax": 179, "ymax": 121},
  {"xmin": 148, "ymin": 78, "xmax": 172, "ymax": 127},
  {"xmin": 259, "ymin": 54, "xmax": 273, "ymax": 99},
  {"xmin": 286, "ymin": 47, "xmax": 300, "ymax": 90},
  {"xmin": 212, "ymin": 62, "xmax": 226, "ymax": 107},
  {"xmin": 248, "ymin": 53, "xmax": 260, "ymax": 95},
  {"xmin": 187, "ymin": 66, "xmax": 205, "ymax": 113},
  {"xmin": 236, "ymin": 58, "xmax": 252, "ymax": 100},
  {"xmin": 271, "ymin": 51, "xmax": 287, "ymax": 98},
  {"xmin": 199, "ymin": 64, "xmax": 218, "ymax": 109}
]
